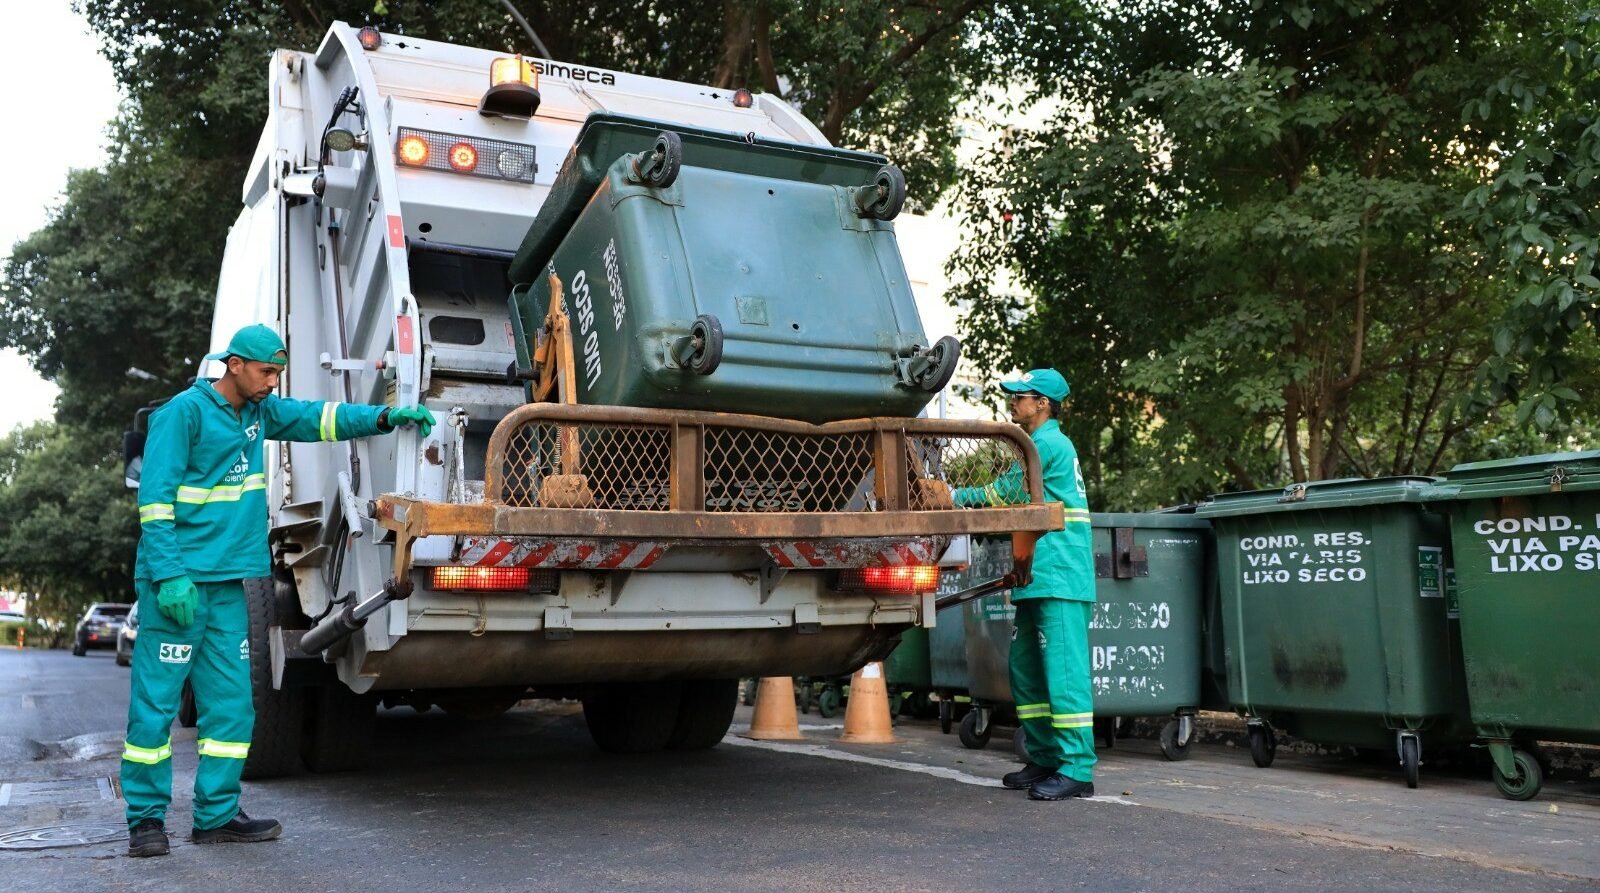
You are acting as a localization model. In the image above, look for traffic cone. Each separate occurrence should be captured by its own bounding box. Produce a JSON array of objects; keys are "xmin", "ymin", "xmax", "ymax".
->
[
  {"xmin": 839, "ymin": 662, "xmax": 895, "ymax": 744},
  {"xmin": 743, "ymin": 676, "xmax": 805, "ymax": 740}
]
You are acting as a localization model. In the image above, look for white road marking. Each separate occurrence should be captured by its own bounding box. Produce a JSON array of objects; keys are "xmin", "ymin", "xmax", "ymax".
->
[
  {"xmin": 0, "ymin": 784, "xmax": 10, "ymax": 806},
  {"xmin": 723, "ymin": 735, "xmax": 1136, "ymax": 806}
]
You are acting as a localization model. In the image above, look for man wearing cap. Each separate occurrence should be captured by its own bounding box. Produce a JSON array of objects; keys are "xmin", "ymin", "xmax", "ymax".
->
[
  {"xmin": 951, "ymin": 368, "xmax": 1097, "ymax": 801},
  {"xmin": 124, "ymin": 324, "xmax": 435, "ymax": 857}
]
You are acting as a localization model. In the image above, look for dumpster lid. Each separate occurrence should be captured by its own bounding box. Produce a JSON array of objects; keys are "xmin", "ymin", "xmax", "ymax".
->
[
  {"xmin": 1194, "ymin": 476, "xmax": 1439, "ymax": 518},
  {"xmin": 1432, "ymin": 450, "xmax": 1600, "ymax": 498},
  {"xmin": 1091, "ymin": 511, "xmax": 1210, "ymax": 531}
]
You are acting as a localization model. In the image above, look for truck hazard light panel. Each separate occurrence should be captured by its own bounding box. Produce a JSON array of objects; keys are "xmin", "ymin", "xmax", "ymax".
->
[
  {"xmin": 395, "ymin": 127, "xmax": 536, "ymax": 182},
  {"xmin": 833, "ymin": 565, "xmax": 941, "ymax": 595},
  {"xmin": 431, "ymin": 566, "xmax": 559, "ymax": 593}
]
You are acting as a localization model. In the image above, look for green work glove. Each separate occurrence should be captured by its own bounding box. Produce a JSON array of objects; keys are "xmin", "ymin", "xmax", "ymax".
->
[
  {"xmin": 384, "ymin": 405, "xmax": 436, "ymax": 437},
  {"xmin": 156, "ymin": 576, "xmax": 198, "ymax": 627}
]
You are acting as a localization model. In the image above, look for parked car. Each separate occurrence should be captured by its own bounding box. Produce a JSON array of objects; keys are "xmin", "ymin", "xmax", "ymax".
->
[
  {"xmin": 72, "ymin": 603, "xmax": 130, "ymax": 656},
  {"xmin": 115, "ymin": 602, "xmax": 140, "ymax": 667}
]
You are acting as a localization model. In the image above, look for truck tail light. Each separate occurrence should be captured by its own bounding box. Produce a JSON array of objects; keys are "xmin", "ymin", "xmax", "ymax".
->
[
  {"xmin": 393, "ymin": 128, "xmax": 536, "ymax": 183},
  {"xmin": 834, "ymin": 565, "xmax": 940, "ymax": 595},
  {"xmin": 431, "ymin": 566, "xmax": 558, "ymax": 593}
]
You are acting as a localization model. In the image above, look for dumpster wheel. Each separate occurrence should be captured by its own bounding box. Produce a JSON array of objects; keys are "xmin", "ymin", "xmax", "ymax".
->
[
  {"xmin": 1248, "ymin": 722, "xmax": 1276, "ymax": 768},
  {"xmin": 958, "ymin": 709, "xmax": 992, "ymax": 749},
  {"xmin": 1399, "ymin": 734, "xmax": 1421, "ymax": 789},
  {"xmin": 856, "ymin": 165, "xmax": 907, "ymax": 220},
  {"xmin": 1491, "ymin": 749, "xmax": 1543, "ymax": 801},
  {"xmin": 1159, "ymin": 718, "xmax": 1193, "ymax": 762},
  {"xmin": 630, "ymin": 130, "xmax": 682, "ymax": 188}
]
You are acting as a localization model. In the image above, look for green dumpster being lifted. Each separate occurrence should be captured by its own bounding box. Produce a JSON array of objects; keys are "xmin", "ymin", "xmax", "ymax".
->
[
  {"xmin": 1427, "ymin": 451, "xmax": 1600, "ymax": 800},
  {"xmin": 1196, "ymin": 478, "xmax": 1471, "ymax": 788},
  {"xmin": 505, "ymin": 112, "xmax": 959, "ymax": 422}
]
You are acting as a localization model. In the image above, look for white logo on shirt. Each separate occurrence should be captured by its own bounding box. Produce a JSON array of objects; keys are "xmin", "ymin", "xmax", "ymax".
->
[
  {"xmin": 239, "ymin": 638, "xmax": 250, "ymax": 660},
  {"xmin": 159, "ymin": 643, "xmax": 193, "ymax": 664},
  {"xmin": 244, "ymin": 421, "xmax": 260, "ymax": 441}
]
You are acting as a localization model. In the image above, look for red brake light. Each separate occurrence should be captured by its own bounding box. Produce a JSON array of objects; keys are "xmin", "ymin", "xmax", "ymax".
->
[
  {"xmin": 836, "ymin": 565, "xmax": 940, "ymax": 594},
  {"xmin": 447, "ymin": 142, "xmax": 479, "ymax": 172},
  {"xmin": 432, "ymin": 566, "xmax": 531, "ymax": 592}
]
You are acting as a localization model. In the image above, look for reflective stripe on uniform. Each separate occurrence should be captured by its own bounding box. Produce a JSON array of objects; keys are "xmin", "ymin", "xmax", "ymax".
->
[
  {"xmin": 319, "ymin": 402, "xmax": 340, "ymax": 442},
  {"xmin": 1051, "ymin": 711, "xmax": 1094, "ymax": 729},
  {"xmin": 123, "ymin": 739, "xmax": 174, "ymax": 765},
  {"xmin": 196, "ymin": 738, "xmax": 251, "ymax": 760},
  {"xmin": 1016, "ymin": 702, "xmax": 1052, "ymax": 720},
  {"xmin": 1062, "ymin": 508, "xmax": 1092, "ymax": 525},
  {"xmin": 138, "ymin": 503, "xmax": 175, "ymax": 524},
  {"xmin": 174, "ymin": 473, "xmax": 266, "ymax": 505}
]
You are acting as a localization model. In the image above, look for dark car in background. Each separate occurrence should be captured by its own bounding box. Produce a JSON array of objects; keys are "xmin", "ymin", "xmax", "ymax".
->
[
  {"xmin": 115, "ymin": 601, "xmax": 141, "ymax": 666},
  {"xmin": 72, "ymin": 603, "xmax": 130, "ymax": 656}
]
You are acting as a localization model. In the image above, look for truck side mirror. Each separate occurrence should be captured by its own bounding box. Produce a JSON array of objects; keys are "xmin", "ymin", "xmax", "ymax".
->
[{"xmin": 123, "ymin": 430, "xmax": 146, "ymax": 490}]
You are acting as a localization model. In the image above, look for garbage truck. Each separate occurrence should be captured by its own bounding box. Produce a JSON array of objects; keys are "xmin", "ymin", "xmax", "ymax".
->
[{"xmin": 133, "ymin": 22, "xmax": 1061, "ymax": 778}]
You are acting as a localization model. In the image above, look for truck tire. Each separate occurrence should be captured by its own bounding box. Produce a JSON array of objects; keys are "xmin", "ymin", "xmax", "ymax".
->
[
  {"xmin": 302, "ymin": 683, "xmax": 376, "ymax": 774},
  {"xmin": 667, "ymin": 679, "xmax": 738, "ymax": 750},
  {"xmin": 582, "ymin": 681, "xmax": 683, "ymax": 754},
  {"xmin": 241, "ymin": 576, "xmax": 306, "ymax": 780}
]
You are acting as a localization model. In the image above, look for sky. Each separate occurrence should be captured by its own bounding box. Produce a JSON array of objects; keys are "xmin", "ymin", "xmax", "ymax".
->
[{"xmin": 0, "ymin": 2, "xmax": 122, "ymax": 435}]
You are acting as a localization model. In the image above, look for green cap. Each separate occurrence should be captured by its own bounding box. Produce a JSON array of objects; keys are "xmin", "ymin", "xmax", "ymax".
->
[
  {"xmin": 205, "ymin": 324, "xmax": 288, "ymax": 364},
  {"xmin": 999, "ymin": 368, "xmax": 1069, "ymax": 402}
]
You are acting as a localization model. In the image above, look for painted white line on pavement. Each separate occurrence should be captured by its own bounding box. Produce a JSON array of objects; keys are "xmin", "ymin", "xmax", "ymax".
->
[
  {"xmin": 0, "ymin": 784, "xmax": 10, "ymax": 806},
  {"xmin": 723, "ymin": 734, "xmax": 1136, "ymax": 806}
]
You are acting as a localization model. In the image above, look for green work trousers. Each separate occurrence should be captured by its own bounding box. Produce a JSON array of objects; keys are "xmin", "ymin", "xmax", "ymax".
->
[
  {"xmin": 122, "ymin": 579, "xmax": 254, "ymax": 830},
  {"xmin": 1011, "ymin": 598, "xmax": 1097, "ymax": 782}
]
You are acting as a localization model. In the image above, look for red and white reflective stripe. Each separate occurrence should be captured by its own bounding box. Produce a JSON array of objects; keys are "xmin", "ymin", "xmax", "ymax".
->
[
  {"xmin": 457, "ymin": 537, "xmax": 666, "ymax": 570},
  {"xmin": 761, "ymin": 538, "xmax": 940, "ymax": 569}
]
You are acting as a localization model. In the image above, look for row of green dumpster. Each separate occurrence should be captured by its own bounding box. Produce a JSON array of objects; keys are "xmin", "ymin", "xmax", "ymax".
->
[{"xmin": 883, "ymin": 450, "xmax": 1600, "ymax": 800}]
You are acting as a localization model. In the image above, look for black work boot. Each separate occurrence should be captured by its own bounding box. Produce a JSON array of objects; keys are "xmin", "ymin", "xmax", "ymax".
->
[
  {"xmin": 191, "ymin": 810, "xmax": 283, "ymax": 844},
  {"xmin": 1028, "ymin": 773, "xmax": 1095, "ymax": 801},
  {"xmin": 128, "ymin": 819, "xmax": 170, "ymax": 857},
  {"xmin": 1001, "ymin": 762, "xmax": 1054, "ymax": 790}
]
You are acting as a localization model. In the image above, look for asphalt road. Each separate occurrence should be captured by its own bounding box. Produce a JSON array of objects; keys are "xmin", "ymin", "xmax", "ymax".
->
[{"xmin": 1, "ymin": 648, "xmax": 1595, "ymax": 893}]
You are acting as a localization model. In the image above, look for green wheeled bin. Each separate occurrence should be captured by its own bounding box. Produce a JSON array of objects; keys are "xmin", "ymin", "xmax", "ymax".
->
[
  {"xmin": 1428, "ymin": 451, "xmax": 1600, "ymax": 800},
  {"xmin": 505, "ymin": 112, "xmax": 959, "ymax": 422},
  {"xmin": 1196, "ymin": 478, "xmax": 1471, "ymax": 788},
  {"xmin": 957, "ymin": 516, "xmax": 1212, "ymax": 762},
  {"xmin": 929, "ymin": 549, "xmax": 976, "ymax": 736},
  {"xmin": 883, "ymin": 627, "xmax": 934, "ymax": 719}
]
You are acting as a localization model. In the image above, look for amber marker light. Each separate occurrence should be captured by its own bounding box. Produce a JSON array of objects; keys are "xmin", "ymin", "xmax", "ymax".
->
[
  {"xmin": 397, "ymin": 135, "xmax": 430, "ymax": 166},
  {"xmin": 357, "ymin": 26, "xmax": 382, "ymax": 50}
]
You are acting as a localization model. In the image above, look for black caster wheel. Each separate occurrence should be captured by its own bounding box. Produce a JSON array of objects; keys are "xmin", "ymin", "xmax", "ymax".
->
[
  {"xmin": 1400, "ymin": 736, "xmax": 1421, "ymax": 789},
  {"xmin": 915, "ymin": 335, "xmax": 961, "ymax": 393},
  {"xmin": 1160, "ymin": 718, "xmax": 1193, "ymax": 762},
  {"xmin": 684, "ymin": 314, "xmax": 723, "ymax": 375},
  {"xmin": 939, "ymin": 698, "xmax": 953, "ymax": 734},
  {"xmin": 741, "ymin": 679, "xmax": 758, "ymax": 707},
  {"xmin": 855, "ymin": 164, "xmax": 906, "ymax": 220},
  {"xmin": 1248, "ymin": 723, "xmax": 1276, "ymax": 768},
  {"xmin": 632, "ymin": 130, "xmax": 682, "ymax": 188},
  {"xmin": 958, "ymin": 709, "xmax": 992, "ymax": 749},
  {"xmin": 1492, "ymin": 748, "xmax": 1543, "ymax": 801},
  {"xmin": 817, "ymin": 686, "xmax": 841, "ymax": 719}
]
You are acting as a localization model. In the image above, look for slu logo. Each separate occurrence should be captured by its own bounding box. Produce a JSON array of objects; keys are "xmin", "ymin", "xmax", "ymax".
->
[
  {"xmin": 238, "ymin": 638, "xmax": 250, "ymax": 661},
  {"xmin": 1037, "ymin": 629, "xmax": 1048, "ymax": 648},
  {"xmin": 158, "ymin": 643, "xmax": 193, "ymax": 664},
  {"xmin": 244, "ymin": 421, "xmax": 260, "ymax": 441}
]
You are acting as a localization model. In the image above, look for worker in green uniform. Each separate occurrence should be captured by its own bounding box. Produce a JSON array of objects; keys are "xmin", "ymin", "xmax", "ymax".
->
[
  {"xmin": 952, "ymin": 368, "xmax": 1096, "ymax": 800},
  {"xmin": 125, "ymin": 324, "xmax": 435, "ymax": 857}
]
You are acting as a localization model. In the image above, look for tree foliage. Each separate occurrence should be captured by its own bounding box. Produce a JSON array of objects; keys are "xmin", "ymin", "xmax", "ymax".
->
[
  {"xmin": 950, "ymin": 0, "xmax": 1599, "ymax": 508},
  {"xmin": 0, "ymin": 422, "xmax": 138, "ymax": 629}
]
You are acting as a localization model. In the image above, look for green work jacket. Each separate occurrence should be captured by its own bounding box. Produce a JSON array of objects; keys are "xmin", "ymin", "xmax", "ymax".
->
[
  {"xmin": 135, "ymin": 380, "xmax": 389, "ymax": 584},
  {"xmin": 952, "ymin": 419, "xmax": 1094, "ymax": 601}
]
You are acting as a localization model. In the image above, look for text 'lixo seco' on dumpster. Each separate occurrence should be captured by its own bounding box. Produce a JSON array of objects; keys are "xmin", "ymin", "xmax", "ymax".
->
[
  {"xmin": 1472, "ymin": 514, "xmax": 1600, "ymax": 572},
  {"xmin": 1237, "ymin": 531, "xmax": 1371, "ymax": 585}
]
